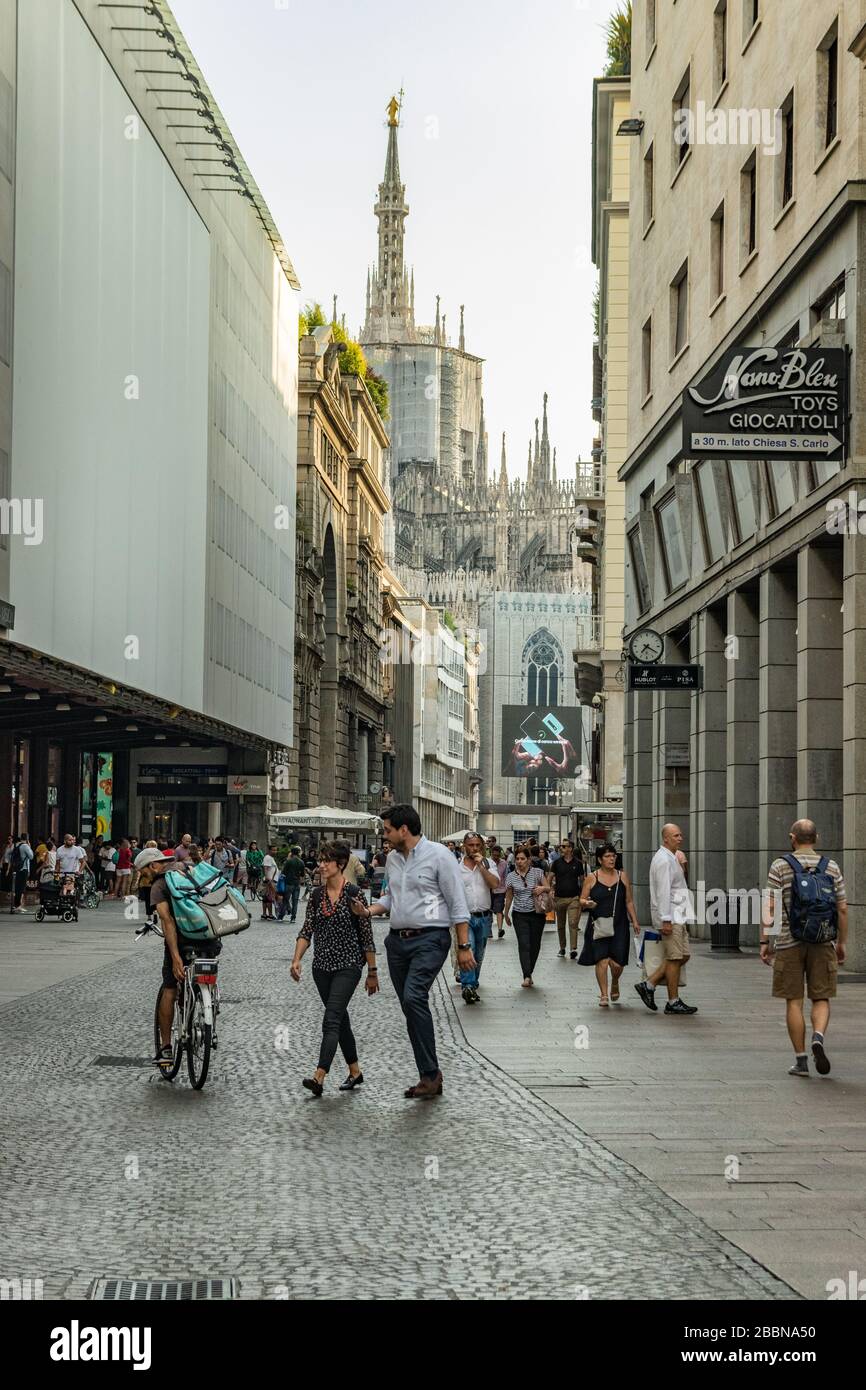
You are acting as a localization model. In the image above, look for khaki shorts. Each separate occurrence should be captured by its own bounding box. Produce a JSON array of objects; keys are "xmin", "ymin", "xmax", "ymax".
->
[
  {"xmin": 642, "ymin": 936, "xmax": 688, "ymax": 984},
  {"xmin": 772, "ymin": 942, "xmax": 838, "ymax": 1001},
  {"xmin": 661, "ymin": 923, "xmax": 690, "ymax": 962}
]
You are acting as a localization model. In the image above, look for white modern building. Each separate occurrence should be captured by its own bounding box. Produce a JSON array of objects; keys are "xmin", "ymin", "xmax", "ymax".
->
[{"xmin": 0, "ymin": 0, "xmax": 299, "ymax": 845}]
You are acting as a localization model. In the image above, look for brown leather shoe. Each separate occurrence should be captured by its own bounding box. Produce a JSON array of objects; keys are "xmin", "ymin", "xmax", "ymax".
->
[{"xmin": 405, "ymin": 1071, "xmax": 443, "ymax": 1099}]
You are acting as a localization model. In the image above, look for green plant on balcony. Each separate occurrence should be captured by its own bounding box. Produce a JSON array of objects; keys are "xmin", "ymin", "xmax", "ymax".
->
[{"xmin": 603, "ymin": 1, "xmax": 631, "ymax": 77}]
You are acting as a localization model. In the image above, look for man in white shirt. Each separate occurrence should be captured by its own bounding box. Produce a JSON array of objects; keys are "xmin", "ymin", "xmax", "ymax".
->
[
  {"xmin": 56, "ymin": 834, "xmax": 86, "ymax": 876},
  {"xmin": 636, "ymin": 823, "xmax": 698, "ymax": 1016},
  {"xmin": 456, "ymin": 832, "xmax": 500, "ymax": 1004}
]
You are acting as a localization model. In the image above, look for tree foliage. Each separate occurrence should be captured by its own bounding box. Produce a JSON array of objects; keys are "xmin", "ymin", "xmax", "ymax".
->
[
  {"xmin": 603, "ymin": 1, "xmax": 632, "ymax": 77},
  {"xmin": 298, "ymin": 300, "xmax": 389, "ymax": 421}
]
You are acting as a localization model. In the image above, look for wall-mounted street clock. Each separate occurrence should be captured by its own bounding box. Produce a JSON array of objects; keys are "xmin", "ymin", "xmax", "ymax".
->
[{"xmin": 628, "ymin": 627, "xmax": 665, "ymax": 665}]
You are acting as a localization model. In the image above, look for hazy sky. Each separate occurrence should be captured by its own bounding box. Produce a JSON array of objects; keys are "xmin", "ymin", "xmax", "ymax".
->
[{"xmin": 170, "ymin": 0, "xmax": 610, "ymax": 477}]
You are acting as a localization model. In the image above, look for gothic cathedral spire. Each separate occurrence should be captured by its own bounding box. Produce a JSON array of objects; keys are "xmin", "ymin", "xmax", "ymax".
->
[{"xmin": 362, "ymin": 95, "xmax": 415, "ymax": 343}]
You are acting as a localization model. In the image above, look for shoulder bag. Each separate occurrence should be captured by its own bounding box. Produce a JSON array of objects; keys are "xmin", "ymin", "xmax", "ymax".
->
[{"xmin": 593, "ymin": 873, "xmax": 620, "ymax": 940}]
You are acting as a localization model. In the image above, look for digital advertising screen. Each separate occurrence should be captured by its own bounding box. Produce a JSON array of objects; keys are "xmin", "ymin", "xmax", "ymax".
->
[{"xmin": 501, "ymin": 706, "xmax": 583, "ymax": 778}]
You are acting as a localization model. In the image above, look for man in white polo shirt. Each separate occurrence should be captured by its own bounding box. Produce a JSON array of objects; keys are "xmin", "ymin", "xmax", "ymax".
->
[{"xmin": 456, "ymin": 832, "xmax": 500, "ymax": 1005}]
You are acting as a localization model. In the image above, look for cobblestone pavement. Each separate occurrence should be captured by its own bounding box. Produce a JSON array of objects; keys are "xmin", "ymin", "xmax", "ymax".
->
[{"xmin": 0, "ymin": 915, "xmax": 796, "ymax": 1300}]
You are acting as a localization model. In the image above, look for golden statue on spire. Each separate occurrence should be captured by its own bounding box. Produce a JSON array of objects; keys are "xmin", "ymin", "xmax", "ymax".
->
[{"xmin": 387, "ymin": 94, "xmax": 400, "ymax": 126}]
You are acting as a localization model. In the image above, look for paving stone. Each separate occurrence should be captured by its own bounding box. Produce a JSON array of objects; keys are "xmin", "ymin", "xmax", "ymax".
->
[{"xmin": 0, "ymin": 911, "xmax": 796, "ymax": 1300}]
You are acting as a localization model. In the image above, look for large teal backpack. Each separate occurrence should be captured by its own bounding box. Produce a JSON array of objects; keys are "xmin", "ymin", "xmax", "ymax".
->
[{"xmin": 164, "ymin": 862, "xmax": 250, "ymax": 939}]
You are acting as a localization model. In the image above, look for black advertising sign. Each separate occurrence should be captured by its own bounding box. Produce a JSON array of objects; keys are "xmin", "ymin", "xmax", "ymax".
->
[
  {"xmin": 683, "ymin": 347, "xmax": 847, "ymax": 461},
  {"xmin": 628, "ymin": 664, "xmax": 702, "ymax": 691}
]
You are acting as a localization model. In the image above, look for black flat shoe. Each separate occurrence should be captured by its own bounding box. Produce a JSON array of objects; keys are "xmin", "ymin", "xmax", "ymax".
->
[
  {"xmin": 302, "ymin": 1077, "xmax": 324, "ymax": 1097},
  {"xmin": 338, "ymin": 1072, "xmax": 364, "ymax": 1091}
]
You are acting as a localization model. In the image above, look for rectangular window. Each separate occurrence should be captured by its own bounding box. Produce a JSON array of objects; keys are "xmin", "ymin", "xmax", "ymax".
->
[
  {"xmin": 727, "ymin": 459, "xmax": 756, "ymax": 541},
  {"xmin": 628, "ymin": 529, "xmax": 651, "ymax": 612},
  {"xmin": 777, "ymin": 91, "xmax": 794, "ymax": 212},
  {"xmin": 740, "ymin": 151, "xmax": 757, "ymax": 261},
  {"xmin": 818, "ymin": 24, "xmax": 840, "ymax": 154},
  {"xmin": 657, "ymin": 496, "xmax": 689, "ymax": 591},
  {"xmin": 642, "ymin": 317, "xmax": 652, "ymax": 399},
  {"xmin": 710, "ymin": 202, "xmax": 725, "ymax": 302},
  {"xmin": 646, "ymin": 0, "xmax": 657, "ymax": 52},
  {"xmin": 743, "ymin": 0, "xmax": 759, "ymax": 40},
  {"xmin": 670, "ymin": 261, "xmax": 689, "ymax": 360},
  {"xmin": 673, "ymin": 67, "xmax": 691, "ymax": 170},
  {"xmin": 643, "ymin": 143, "xmax": 654, "ymax": 230},
  {"xmin": 695, "ymin": 463, "xmax": 726, "ymax": 564},
  {"xmin": 714, "ymin": 1, "xmax": 728, "ymax": 92},
  {"xmin": 768, "ymin": 459, "xmax": 796, "ymax": 515},
  {"xmin": 813, "ymin": 275, "xmax": 846, "ymax": 325}
]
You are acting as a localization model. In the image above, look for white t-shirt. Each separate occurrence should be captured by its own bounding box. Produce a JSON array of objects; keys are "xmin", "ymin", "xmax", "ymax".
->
[
  {"xmin": 40, "ymin": 849, "xmax": 58, "ymax": 880},
  {"xmin": 57, "ymin": 844, "xmax": 86, "ymax": 874},
  {"xmin": 262, "ymin": 854, "xmax": 278, "ymax": 882}
]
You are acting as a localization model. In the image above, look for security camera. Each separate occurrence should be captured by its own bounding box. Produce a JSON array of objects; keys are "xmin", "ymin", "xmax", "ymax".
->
[{"xmin": 591, "ymin": 694, "xmax": 602, "ymax": 707}]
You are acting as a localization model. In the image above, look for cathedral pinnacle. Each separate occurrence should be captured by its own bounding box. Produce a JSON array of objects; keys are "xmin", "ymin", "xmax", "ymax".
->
[
  {"xmin": 459, "ymin": 304, "xmax": 465, "ymax": 352},
  {"xmin": 363, "ymin": 95, "xmax": 414, "ymax": 343},
  {"xmin": 387, "ymin": 94, "xmax": 400, "ymax": 127}
]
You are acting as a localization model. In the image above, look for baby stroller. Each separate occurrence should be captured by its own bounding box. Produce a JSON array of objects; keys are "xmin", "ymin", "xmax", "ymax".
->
[
  {"xmin": 79, "ymin": 864, "xmax": 100, "ymax": 909},
  {"xmin": 35, "ymin": 872, "xmax": 80, "ymax": 922}
]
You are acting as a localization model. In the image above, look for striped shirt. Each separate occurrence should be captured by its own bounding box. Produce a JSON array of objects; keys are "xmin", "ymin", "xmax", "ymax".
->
[{"xmin": 766, "ymin": 852, "xmax": 846, "ymax": 950}]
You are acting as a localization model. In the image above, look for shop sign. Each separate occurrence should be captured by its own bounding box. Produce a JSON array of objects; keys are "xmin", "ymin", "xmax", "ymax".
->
[
  {"xmin": 683, "ymin": 347, "xmax": 847, "ymax": 461},
  {"xmin": 226, "ymin": 774, "xmax": 268, "ymax": 795},
  {"xmin": 629, "ymin": 665, "xmax": 702, "ymax": 691}
]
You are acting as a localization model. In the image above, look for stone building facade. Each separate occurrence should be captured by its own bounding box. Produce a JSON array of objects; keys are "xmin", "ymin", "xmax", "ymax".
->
[
  {"xmin": 621, "ymin": 0, "xmax": 866, "ymax": 963},
  {"xmin": 285, "ymin": 325, "xmax": 390, "ymax": 815}
]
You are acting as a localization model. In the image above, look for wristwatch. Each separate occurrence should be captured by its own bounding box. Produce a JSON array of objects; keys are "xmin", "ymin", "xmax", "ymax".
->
[{"xmin": 457, "ymin": 942, "xmax": 471, "ymax": 951}]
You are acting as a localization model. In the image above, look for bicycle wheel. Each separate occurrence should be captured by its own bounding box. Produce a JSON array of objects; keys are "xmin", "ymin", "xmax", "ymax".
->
[
  {"xmin": 153, "ymin": 985, "xmax": 184, "ymax": 1080},
  {"xmin": 186, "ymin": 986, "xmax": 212, "ymax": 1090}
]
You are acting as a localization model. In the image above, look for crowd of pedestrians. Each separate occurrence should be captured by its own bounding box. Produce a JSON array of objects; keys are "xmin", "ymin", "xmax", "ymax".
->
[{"xmin": 2, "ymin": 803, "xmax": 850, "ymax": 1087}]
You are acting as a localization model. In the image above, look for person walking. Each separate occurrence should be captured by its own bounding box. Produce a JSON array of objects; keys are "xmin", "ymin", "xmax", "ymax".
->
[
  {"xmin": 260, "ymin": 845, "xmax": 279, "ymax": 920},
  {"xmin": 504, "ymin": 845, "xmax": 548, "ymax": 988},
  {"xmin": 367, "ymin": 803, "xmax": 472, "ymax": 1098},
  {"xmin": 578, "ymin": 843, "xmax": 640, "ymax": 1005},
  {"xmin": 100, "ymin": 841, "xmax": 117, "ymax": 896},
  {"xmin": 290, "ymin": 841, "xmax": 378, "ymax": 1097},
  {"xmin": 636, "ymin": 823, "xmax": 697, "ymax": 1015},
  {"xmin": 490, "ymin": 844, "xmax": 508, "ymax": 938},
  {"xmin": 39, "ymin": 837, "xmax": 57, "ymax": 883},
  {"xmin": 245, "ymin": 841, "xmax": 264, "ymax": 898},
  {"xmin": 11, "ymin": 834, "xmax": 33, "ymax": 911},
  {"xmin": 456, "ymin": 832, "xmax": 499, "ymax": 1005},
  {"xmin": 761, "ymin": 819, "xmax": 847, "ymax": 1077},
  {"xmin": 551, "ymin": 838, "xmax": 585, "ymax": 959},
  {"xmin": 114, "ymin": 838, "xmax": 133, "ymax": 898},
  {"xmin": 277, "ymin": 845, "xmax": 305, "ymax": 922}
]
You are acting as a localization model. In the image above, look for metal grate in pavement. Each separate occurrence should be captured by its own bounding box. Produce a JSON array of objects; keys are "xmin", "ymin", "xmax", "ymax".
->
[
  {"xmin": 91, "ymin": 1056, "xmax": 153, "ymax": 1067},
  {"xmin": 88, "ymin": 1278, "xmax": 237, "ymax": 1301}
]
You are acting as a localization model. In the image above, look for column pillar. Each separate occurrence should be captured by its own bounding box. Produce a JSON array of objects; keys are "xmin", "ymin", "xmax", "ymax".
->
[
  {"xmin": 28, "ymin": 737, "xmax": 50, "ymax": 840},
  {"xmin": 0, "ymin": 734, "xmax": 13, "ymax": 839},
  {"xmin": 625, "ymin": 687, "xmax": 653, "ymax": 924},
  {"xmin": 691, "ymin": 606, "xmax": 727, "ymax": 940},
  {"xmin": 843, "ymin": 531, "xmax": 866, "ymax": 969},
  {"xmin": 726, "ymin": 589, "xmax": 760, "ymax": 938},
  {"xmin": 758, "ymin": 567, "xmax": 797, "ymax": 863},
  {"xmin": 797, "ymin": 544, "xmax": 843, "ymax": 845}
]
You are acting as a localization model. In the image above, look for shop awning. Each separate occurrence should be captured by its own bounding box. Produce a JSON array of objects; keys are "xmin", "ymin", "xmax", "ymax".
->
[{"xmin": 270, "ymin": 805, "xmax": 383, "ymax": 832}]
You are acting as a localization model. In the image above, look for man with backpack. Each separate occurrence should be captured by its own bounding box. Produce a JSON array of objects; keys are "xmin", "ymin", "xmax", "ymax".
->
[
  {"xmin": 11, "ymin": 834, "xmax": 34, "ymax": 911},
  {"xmin": 761, "ymin": 819, "xmax": 847, "ymax": 1077}
]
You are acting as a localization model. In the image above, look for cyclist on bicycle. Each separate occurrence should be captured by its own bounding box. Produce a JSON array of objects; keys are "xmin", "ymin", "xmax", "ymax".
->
[{"xmin": 135, "ymin": 846, "xmax": 221, "ymax": 1072}]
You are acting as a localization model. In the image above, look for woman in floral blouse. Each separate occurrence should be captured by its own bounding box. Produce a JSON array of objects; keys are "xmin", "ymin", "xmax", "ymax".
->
[{"xmin": 290, "ymin": 840, "xmax": 378, "ymax": 1096}]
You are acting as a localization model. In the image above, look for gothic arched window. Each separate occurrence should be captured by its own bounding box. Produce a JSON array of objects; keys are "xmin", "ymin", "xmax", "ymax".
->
[{"xmin": 523, "ymin": 628, "xmax": 562, "ymax": 707}]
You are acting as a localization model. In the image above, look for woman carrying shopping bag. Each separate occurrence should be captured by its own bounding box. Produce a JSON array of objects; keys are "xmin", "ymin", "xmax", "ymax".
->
[{"xmin": 578, "ymin": 842, "xmax": 640, "ymax": 1006}]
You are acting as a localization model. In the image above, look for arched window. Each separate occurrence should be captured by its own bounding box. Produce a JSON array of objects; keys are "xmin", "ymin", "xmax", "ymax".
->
[{"xmin": 523, "ymin": 629, "xmax": 562, "ymax": 708}]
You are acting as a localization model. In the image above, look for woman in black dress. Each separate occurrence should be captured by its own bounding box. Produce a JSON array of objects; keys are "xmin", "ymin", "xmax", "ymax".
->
[
  {"xmin": 290, "ymin": 840, "xmax": 378, "ymax": 1096},
  {"xmin": 578, "ymin": 842, "xmax": 640, "ymax": 1006}
]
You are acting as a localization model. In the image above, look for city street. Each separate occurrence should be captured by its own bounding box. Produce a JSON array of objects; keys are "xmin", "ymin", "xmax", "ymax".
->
[{"xmin": 2, "ymin": 900, "xmax": 846, "ymax": 1302}]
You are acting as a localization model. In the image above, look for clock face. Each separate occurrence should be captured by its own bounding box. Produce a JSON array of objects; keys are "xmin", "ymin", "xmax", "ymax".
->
[{"xmin": 629, "ymin": 628, "xmax": 665, "ymax": 664}]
